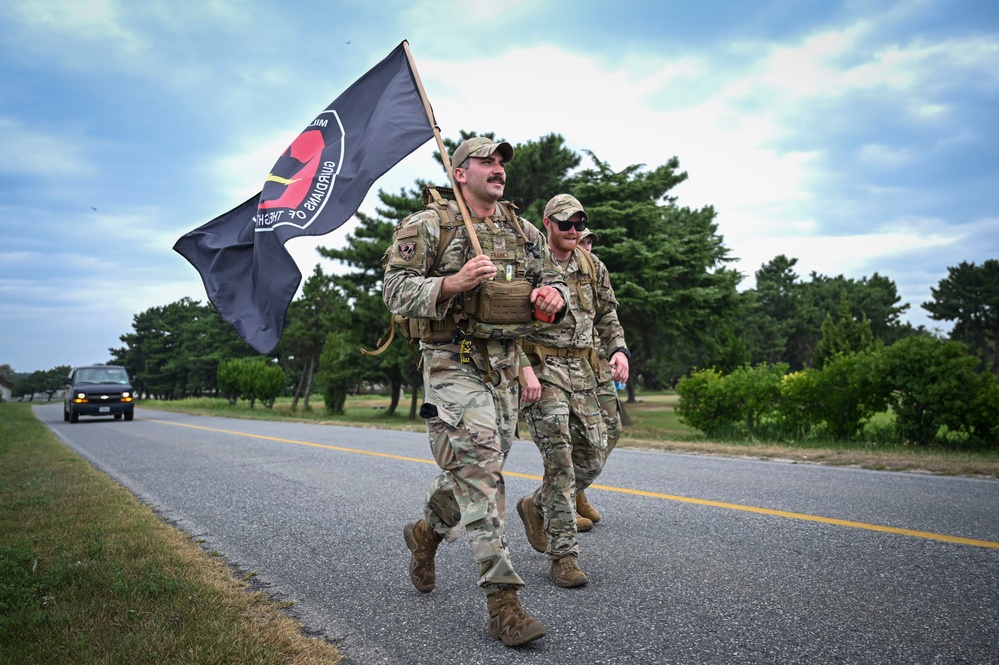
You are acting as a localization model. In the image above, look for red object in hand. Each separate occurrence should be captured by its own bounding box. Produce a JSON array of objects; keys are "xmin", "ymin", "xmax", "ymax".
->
[{"xmin": 534, "ymin": 307, "xmax": 555, "ymax": 323}]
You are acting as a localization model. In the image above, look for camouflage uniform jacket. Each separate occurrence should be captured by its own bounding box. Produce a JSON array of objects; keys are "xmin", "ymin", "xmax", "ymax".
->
[
  {"xmin": 382, "ymin": 202, "xmax": 567, "ymax": 378},
  {"xmin": 524, "ymin": 243, "xmax": 627, "ymax": 393}
]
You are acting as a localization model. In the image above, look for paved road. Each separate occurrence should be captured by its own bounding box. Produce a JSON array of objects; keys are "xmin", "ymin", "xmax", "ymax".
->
[{"xmin": 39, "ymin": 404, "xmax": 999, "ymax": 665}]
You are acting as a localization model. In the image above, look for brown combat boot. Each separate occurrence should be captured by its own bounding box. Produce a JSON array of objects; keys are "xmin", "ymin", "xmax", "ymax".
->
[
  {"xmin": 517, "ymin": 496, "xmax": 548, "ymax": 553},
  {"xmin": 551, "ymin": 554, "xmax": 589, "ymax": 588},
  {"xmin": 487, "ymin": 588, "xmax": 547, "ymax": 646},
  {"xmin": 575, "ymin": 514, "xmax": 594, "ymax": 532},
  {"xmin": 575, "ymin": 489, "xmax": 602, "ymax": 523},
  {"xmin": 403, "ymin": 519, "xmax": 443, "ymax": 593}
]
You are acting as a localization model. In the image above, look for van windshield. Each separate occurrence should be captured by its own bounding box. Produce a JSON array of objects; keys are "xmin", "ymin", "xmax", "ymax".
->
[{"xmin": 75, "ymin": 367, "xmax": 130, "ymax": 385}]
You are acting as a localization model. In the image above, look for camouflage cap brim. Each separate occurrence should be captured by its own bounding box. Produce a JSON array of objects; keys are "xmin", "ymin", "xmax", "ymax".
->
[{"xmin": 451, "ymin": 137, "xmax": 514, "ymax": 167}]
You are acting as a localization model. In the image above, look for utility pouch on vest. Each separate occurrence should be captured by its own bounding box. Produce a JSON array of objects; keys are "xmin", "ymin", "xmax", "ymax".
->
[
  {"xmin": 464, "ymin": 279, "xmax": 534, "ymax": 324},
  {"xmin": 416, "ymin": 317, "xmax": 459, "ymax": 343},
  {"xmin": 407, "ymin": 316, "xmax": 422, "ymax": 341}
]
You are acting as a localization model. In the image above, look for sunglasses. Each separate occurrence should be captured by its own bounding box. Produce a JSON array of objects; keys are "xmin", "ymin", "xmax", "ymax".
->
[{"xmin": 555, "ymin": 219, "xmax": 587, "ymax": 232}]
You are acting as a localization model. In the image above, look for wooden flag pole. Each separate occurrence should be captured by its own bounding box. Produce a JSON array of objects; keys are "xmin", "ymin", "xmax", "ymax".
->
[{"xmin": 402, "ymin": 41, "xmax": 483, "ymax": 256}]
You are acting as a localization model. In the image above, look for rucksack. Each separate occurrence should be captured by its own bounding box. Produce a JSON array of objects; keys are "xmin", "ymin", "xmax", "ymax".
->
[{"xmin": 361, "ymin": 185, "xmax": 460, "ymax": 357}]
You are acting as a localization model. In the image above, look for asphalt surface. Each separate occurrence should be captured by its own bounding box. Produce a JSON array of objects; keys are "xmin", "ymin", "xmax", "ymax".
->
[{"xmin": 39, "ymin": 404, "xmax": 999, "ymax": 665}]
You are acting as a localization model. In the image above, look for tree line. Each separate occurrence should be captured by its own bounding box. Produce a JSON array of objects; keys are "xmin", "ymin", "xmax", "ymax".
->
[{"xmin": 5, "ymin": 133, "xmax": 996, "ymax": 447}]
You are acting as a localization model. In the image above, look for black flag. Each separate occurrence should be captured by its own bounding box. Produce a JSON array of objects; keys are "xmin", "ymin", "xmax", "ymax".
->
[{"xmin": 175, "ymin": 42, "xmax": 433, "ymax": 354}]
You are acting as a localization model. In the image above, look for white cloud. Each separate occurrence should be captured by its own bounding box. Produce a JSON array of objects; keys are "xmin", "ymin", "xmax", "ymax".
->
[
  {"xmin": 858, "ymin": 142, "xmax": 912, "ymax": 165},
  {"xmin": 0, "ymin": 118, "xmax": 90, "ymax": 176},
  {"xmin": 4, "ymin": 0, "xmax": 147, "ymax": 58},
  {"xmin": 755, "ymin": 23, "xmax": 873, "ymax": 97},
  {"xmin": 398, "ymin": 0, "xmax": 538, "ymax": 37}
]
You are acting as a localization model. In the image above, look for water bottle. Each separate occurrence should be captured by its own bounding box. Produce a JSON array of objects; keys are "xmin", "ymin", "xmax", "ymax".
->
[{"xmin": 614, "ymin": 381, "xmax": 626, "ymax": 391}]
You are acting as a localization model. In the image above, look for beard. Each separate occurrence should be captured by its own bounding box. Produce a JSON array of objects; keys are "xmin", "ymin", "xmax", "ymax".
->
[{"xmin": 550, "ymin": 233, "xmax": 578, "ymax": 255}]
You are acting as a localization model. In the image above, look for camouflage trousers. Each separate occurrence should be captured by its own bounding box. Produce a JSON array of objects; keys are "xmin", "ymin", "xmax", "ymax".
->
[
  {"xmin": 523, "ymin": 381, "xmax": 607, "ymax": 559},
  {"xmin": 595, "ymin": 376, "xmax": 622, "ymax": 458},
  {"xmin": 419, "ymin": 348, "xmax": 525, "ymax": 593}
]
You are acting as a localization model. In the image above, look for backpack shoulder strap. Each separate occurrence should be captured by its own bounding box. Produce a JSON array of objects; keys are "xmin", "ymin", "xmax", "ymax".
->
[
  {"xmin": 497, "ymin": 200, "xmax": 532, "ymax": 245},
  {"xmin": 575, "ymin": 247, "xmax": 596, "ymax": 278},
  {"xmin": 424, "ymin": 186, "xmax": 459, "ymax": 275},
  {"xmin": 574, "ymin": 247, "xmax": 600, "ymax": 310}
]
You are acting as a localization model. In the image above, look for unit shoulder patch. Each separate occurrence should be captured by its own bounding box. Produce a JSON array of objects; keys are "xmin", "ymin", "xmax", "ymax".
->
[{"xmin": 398, "ymin": 242, "xmax": 417, "ymax": 261}]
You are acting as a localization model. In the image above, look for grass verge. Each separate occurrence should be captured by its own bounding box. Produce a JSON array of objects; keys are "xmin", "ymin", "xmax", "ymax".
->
[{"xmin": 0, "ymin": 402, "xmax": 340, "ymax": 665}]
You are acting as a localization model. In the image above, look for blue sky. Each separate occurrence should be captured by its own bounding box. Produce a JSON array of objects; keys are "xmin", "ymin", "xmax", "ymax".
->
[{"xmin": 2, "ymin": 0, "xmax": 997, "ymax": 373}]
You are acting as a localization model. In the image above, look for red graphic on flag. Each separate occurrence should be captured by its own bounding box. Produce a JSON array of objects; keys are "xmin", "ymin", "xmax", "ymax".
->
[{"xmin": 259, "ymin": 130, "xmax": 325, "ymax": 210}]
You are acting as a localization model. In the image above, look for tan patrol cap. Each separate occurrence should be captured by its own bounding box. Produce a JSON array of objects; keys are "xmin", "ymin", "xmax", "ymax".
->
[
  {"xmin": 580, "ymin": 228, "xmax": 598, "ymax": 242},
  {"xmin": 544, "ymin": 193, "xmax": 588, "ymax": 223},
  {"xmin": 451, "ymin": 136, "xmax": 514, "ymax": 167}
]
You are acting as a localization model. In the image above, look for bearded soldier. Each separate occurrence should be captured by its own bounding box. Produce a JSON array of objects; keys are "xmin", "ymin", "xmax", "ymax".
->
[{"xmin": 516, "ymin": 194, "xmax": 629, "ymax": 588}]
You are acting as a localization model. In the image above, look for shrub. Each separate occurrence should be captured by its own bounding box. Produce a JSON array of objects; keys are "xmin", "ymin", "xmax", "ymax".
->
[
  {"xmin": 723, "ymin": 362, "xmax": 787, "ymax": 437},
  {"xmin": 216, "ymin": 358, "xmax": 286, "ymax": 409},
  {"xmin": 861, "ymin": 413, "xmax": 904, "ymax": 445},
  {"xmin": 778, "ymin": 369, "xmax": 823, "ymax": 439},
  {"xmin": 217, "ymin": 359, "xmax": 243, "ymax": 406},
  {"xmin": 676, "ymin": 363, "xmax": 786, "ymax": 438},
  {"xmin": 808, "ymin": 351, "xmax": 890, "ymax": 441},
  {"xmin": 881, "ymin": 335, "xmax": 996, "ymax": 447},
  {"xmin": 255, "ymin": 364, "xmax": 286, "ymax": 409},
  {"xmin": 237, "ymin": 360, "xmax": 262, "ymax": 408},
  {"xmin": 676, "ymin": 339, "xmax": 998, "ymax": 450},
  {"xmin": 965, "ymin": 372, "xmax": 999, "ymax": 448},
  {"xmin": 676, "ymin": 368, "xmax": 738, "ymax": 437}
]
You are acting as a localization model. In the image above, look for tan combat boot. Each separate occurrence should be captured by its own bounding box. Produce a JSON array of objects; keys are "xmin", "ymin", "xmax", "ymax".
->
[
  {"xmin": 551, "ymin": 554, "xmax": 589, "ymax": 588},
  {"xmin": 575, "ymin": 489, "xmax": 602, "ymax": 523},
  {"xmin": 516, "ymin": 496, "xmax": 548, "ymax": 553},
  {"xmin": 575, "ymin": 514, "xmax": 594, "ymax": 532},
  {"xmin": 403, "ymin": 519, "xmax": 443, "ymax": 593},
  {"xmin": 487, "ymin": 588, "xmax": 547, "ymax": 646}
]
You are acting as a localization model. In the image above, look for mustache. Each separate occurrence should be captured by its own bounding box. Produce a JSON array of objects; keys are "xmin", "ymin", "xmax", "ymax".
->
[{"xmin": 487, "ymin": 175, "xmax": 505, "ymax": 184}]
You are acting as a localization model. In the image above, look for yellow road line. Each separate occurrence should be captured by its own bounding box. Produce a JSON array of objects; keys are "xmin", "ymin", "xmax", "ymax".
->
[
  {"xmin": 149, "ymin": 418, "xmax": 438, "ymax": 465},
  {"xmin": 571, "ymin": 480, "xmax": 999, "ymax": 549},
  {"xmin": 150, "ymin": 419, "xmax": 999, "ymax": 550}
]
